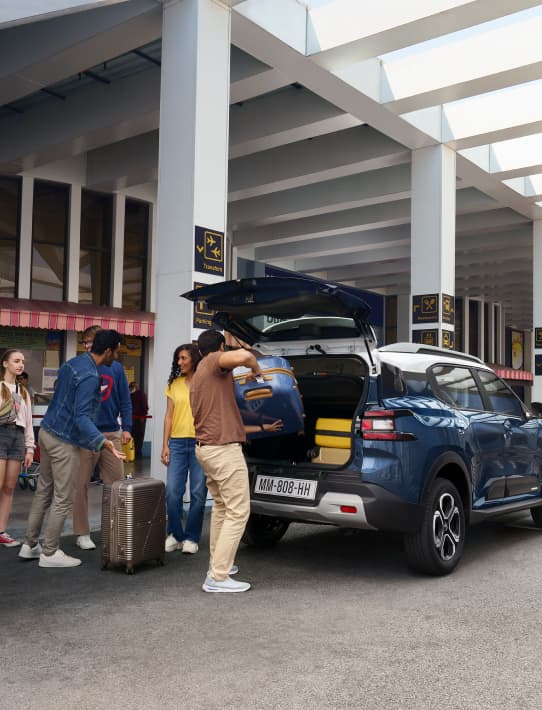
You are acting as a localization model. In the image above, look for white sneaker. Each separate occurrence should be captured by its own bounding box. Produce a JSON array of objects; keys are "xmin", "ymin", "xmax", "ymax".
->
[
  {"xmin": 202, "ymin": 575, "xmax": 251, "ymax": 593},
  {"xmin": 182, "ymin": 539, "xmax": 198, "ymax": 554},
  {"xmin": 165, "ymin": 534, "xmax": 182, "ymax": 552},
  {"xmin": 18, "ymin": 542, "xmax": 42, "ymax": 559},
  {"xmin": 76, "ymin": 535, "xmax": 96, "ymax": 550},
  {"xmin": 39, "ymin": 549, "xmax": 82, "ymax": 568}
]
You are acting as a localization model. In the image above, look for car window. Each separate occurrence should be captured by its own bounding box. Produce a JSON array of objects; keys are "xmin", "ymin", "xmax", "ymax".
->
[
  {"xmin": 431, "ymin": 365, "xmax": 483, "ymax": 410},
  {"xmin": 401, "ymin": 371, "xmax": 434, "ymax": 397},
  {"xmin": 476, "ymin": 369, "xmax": 525, "ymax": 417}
]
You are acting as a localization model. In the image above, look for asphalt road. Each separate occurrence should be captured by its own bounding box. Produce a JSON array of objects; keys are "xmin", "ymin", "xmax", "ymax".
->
[{"xmin": 2, "ymin": 511, "xmax": 542, "ymax": 710}]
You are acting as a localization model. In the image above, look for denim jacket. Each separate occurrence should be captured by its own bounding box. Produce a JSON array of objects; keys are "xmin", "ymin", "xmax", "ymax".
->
[{"xmin": 41, "ymin": 352, "xmax": 105, "ymax": 451}]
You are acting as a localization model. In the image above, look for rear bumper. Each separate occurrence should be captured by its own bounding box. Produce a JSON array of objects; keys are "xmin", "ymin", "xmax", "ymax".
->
[{"xmin": 251, "ymin": 482, "xmax": 424, "ymax": 533}]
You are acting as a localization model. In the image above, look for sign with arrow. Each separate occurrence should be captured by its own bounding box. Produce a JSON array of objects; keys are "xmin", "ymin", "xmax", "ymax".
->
[{"xmin": 194, "ymin": 225, "xmax": 224, "ymax": 276}]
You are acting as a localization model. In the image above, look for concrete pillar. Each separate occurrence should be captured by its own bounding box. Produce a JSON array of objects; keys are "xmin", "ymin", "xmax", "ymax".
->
[
  {"xmin": 532, "ymin": 220, "xmax": 542, "ymax": 401},
  {"xmin": 66, "ymin": 184, "xmax": 81, "ymax": 302},
  {"xmin": 111, "ymin": 193, "xmax": 126, "ymax": 308},
  {"xmin": 151, "ymin": 0, "xmax": 231, "ymax": 477},
  {"xmin": 18, "ymin": 176, "xmax": 34, "ymax": 299},
  {"xmin": 410, "ymin": 145, "xmax": 456, "ymax": 349}
]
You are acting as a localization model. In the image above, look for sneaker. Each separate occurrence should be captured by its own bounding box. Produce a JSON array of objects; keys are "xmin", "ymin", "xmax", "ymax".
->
[
  {"xmin": 18, "ymin": 542, "xmax": 42, "ymax": 559},
  {"xmin": 202, "ymin": 575, "xmax": 251, "ymax": 593},
  {"xmin": 39, "ymin": 549, "xmax": 82, "ymax": 568},
  {"xmin": 0, "ymin": 532, "xmax": 20, "ymax": 548},
  {"xmin": 182, "ymin": 539, "xmax": 198, "ymax": 554},
  {"xmin": 76, "ymin": 535, "xmax": 96, "ymax": 550},
  {"xmin": 207, "ymin": 564, "xmax": 239, "ymax": 576},
  {"xmin": 165, "ymin": 534, "xmax": 182, "ymax": 552}
]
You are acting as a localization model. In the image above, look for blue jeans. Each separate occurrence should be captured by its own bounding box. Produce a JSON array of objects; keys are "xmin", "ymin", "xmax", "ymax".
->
[{"xmin": 166, "ymin": 438, "xmax": 207, "ymax": 543}]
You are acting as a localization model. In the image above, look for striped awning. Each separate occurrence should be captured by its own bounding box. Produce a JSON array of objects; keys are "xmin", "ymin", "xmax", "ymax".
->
[
  {"xmin": 489, "ymin": 365, "xmax": 533, "ymax": 383},
  {"xmin": 0, "ymin": 298, "xmax": 155, "ymax": 337}
]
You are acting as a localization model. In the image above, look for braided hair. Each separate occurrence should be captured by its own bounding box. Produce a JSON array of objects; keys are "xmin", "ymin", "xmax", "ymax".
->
[
  {"xmin": 166, "ymin": 343, "xmax": 201, "ymax": 387},
  {"xmin": 0, "ymin": 349, "xmax": 29, "ymax": 404}
]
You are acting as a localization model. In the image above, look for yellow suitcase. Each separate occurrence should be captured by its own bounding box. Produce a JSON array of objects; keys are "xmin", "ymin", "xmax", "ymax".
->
[{"xmin": 315, "ymin": 418, "xmax": 351, "ymax": 449}]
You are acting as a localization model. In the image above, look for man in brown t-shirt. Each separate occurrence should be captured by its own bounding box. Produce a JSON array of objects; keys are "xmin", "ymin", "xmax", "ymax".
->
[{"xmin": 190, "ymin": 329, "xmax": 281, "ymax": 593}]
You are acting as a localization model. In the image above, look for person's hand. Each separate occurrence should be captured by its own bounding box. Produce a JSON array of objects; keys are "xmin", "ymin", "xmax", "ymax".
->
[
  {"xmin": 121, "ymin": 431, "xmax": 132, "ymax": 446},
  {"xmin": 104, "ymin": 440, "xmax": 126, "ymax": 460},
  {"xmin": 245, "ymin": 369, "xmax": 264, "ymax": 383},
  {"xmin": 264, "ymin": 419, "xmax": 283, "ymax": 432},
  {"xmin": 24, "ymin": 452, "xmax": 34, "ymax": 469},
  {"xmin": 161, "ymin": 446, "xmax": 170, "ymax": 466}
]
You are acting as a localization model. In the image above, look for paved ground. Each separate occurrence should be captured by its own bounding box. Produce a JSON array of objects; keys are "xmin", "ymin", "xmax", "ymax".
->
[{"xmin": 3, "ymin": 469, "xmax": 542, "ymax": 709}]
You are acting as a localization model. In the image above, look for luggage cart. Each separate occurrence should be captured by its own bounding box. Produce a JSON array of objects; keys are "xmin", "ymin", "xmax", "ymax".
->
[{"xmin": 18, "ymin": 444, "xmax": 40, "ymax": 492}]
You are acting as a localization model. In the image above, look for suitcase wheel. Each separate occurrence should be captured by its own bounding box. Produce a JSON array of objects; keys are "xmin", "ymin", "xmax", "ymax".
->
[
  {"xmin": 125, "ymin": 566, "xmax": 135, "ymax": 575},
  {"xmin": 101, "ymin": 562, "xmax": 109, "ymax": 571},
  {"xmin": 157, "ymin": 558, "xmax": 164, "ymax": 567}
]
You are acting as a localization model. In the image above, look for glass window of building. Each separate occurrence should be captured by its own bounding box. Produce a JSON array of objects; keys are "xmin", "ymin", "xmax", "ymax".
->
[
  {"xmin": 80, "ymin": 189, "xmax": 113, "ymax": 305},
  {"xmin": 0, "ymin": 327, "xmax": 64, "ymax": 406},
  {"xmin": 123, "ymin": 199, "xmax": 149, "ymax": 310},
  {"xmin": 31, "ymin": 180, "xmax": 69, "ymax": 301},
  {"xmin": 0, "ymin": 176, "xmax": 20, "ymax": 297}
]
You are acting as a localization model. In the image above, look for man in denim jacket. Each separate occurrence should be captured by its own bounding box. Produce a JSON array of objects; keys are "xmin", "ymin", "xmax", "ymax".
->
[{"xmin": 19, "ymin": 330, "xmax": 125, "ymax": 568}]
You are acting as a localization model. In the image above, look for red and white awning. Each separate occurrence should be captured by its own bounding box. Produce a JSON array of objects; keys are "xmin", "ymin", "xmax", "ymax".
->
[{"xmin": 0, "ymin": 298, "xmax": 154, "ymax": 337}]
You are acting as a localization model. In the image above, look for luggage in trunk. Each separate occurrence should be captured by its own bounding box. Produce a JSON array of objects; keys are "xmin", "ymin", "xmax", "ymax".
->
[
  {"xmin": 234, "ymin": 356, "xmax": 304, "ymax": 438},
  {"xmin": 101, "ymin": 477, "xmax": 166, "ymax": 574}
]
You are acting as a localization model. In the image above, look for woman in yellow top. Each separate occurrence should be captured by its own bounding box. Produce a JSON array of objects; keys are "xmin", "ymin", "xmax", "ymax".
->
[{"xmin": 161, "ymin": 343, "xmax": 206, "ymax": 554}]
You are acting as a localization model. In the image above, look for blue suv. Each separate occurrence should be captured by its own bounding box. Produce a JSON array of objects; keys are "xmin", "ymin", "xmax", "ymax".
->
[{"xmin": 184, "ymin": 277, "xmax": 542, "ymax": 575}]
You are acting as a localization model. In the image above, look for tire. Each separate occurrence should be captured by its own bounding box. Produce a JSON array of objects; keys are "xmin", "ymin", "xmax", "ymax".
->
[
  {"xmin": 404, "ymin": 478, "xmax": 465, "ymax": 576},
  {"xmin": 242, "ymin": 514, "xmax": 290, "ymax": 548},
  {"xmin": 530, "ymin": 506, "xmax": 542, "ymax": 527}
]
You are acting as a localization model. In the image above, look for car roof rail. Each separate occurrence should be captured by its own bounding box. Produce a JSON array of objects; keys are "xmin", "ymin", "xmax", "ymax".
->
[{"xmin": 378, "ymin": 342, "xmax": 484, "ymax": 364}]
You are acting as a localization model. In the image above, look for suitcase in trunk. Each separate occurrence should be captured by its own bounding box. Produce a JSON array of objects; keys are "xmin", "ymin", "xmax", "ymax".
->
[
  {"xmin": 234, "ymin": 356, "xmax": 305, "ymax": 438},
  {"xmin": 101, "ymin": 477, "xmax": 166, "ymax": 574}
]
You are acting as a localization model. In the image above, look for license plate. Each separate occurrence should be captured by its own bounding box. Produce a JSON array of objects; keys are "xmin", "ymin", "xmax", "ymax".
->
[{"xmin": 254, "ymin": 475, "xmax": 317, "ymax": 501}]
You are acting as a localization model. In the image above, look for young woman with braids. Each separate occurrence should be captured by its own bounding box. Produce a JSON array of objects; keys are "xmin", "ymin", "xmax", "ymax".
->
[
  {"xmin": 0, "ymin": 350, "xmax": 35, "ymax": 547},
  {"xmin": 161, "ymin": 343, "xmax": 207, "ymax": 554}
]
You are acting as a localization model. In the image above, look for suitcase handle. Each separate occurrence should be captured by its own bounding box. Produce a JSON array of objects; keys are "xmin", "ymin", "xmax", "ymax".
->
[{"xmin": 244, "ymin": 387, "xmax": 273, "ymax": 400}]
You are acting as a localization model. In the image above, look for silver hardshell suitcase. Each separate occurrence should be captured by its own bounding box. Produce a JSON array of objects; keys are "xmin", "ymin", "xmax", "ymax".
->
[{"xmin": 101, "ymin": 477, "xmax": 166, "ymax": 574}]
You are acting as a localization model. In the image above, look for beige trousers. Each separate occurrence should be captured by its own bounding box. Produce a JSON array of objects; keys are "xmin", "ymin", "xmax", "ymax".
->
[
  {"xmin": 195, "ymin": 442, "xmax": 250, "ymax": 581},
  {"xmin": 25, "ymin": 428, "xmax": 80, "ymax": 556},
  {"xmin": 73, "ymin": 431, "xmax": 124, "ymax": 535}
]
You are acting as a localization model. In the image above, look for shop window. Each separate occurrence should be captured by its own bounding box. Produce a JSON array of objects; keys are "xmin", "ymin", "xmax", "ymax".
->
[
  {"xmin": 0, "ymin": 176, "xmax": 20, "ymax": 297},
  {"xmin": 31, "ymin": 180, "xmax": 69, "ymax": 301},
  {"xmin": 455, "ymin": 298, "xmax": 463, "ymax": 353},
  {"xmin": 0, "ymin": 327, "xmax": 64, "ymax": 405},
  {"xmin": 123, "ymin": 199, "xmax": 149, "ymax": 310},
  {"xmin": 80, "ymin": 189, "xmax": 113, "ymax": 305},
  {"xmin": 468, "ymin": 300, "xmax": 479, "ymax": 357}
]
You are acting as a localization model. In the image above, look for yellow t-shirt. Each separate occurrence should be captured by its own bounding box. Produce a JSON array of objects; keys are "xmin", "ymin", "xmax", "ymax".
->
[{"xmin": 164, "ymin": 377, "xmax": 196, "ymax": 438}]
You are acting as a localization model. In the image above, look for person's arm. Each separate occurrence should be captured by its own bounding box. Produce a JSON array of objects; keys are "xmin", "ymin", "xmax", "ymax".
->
[
  {"xmin": 218, "ymin": 348, "xmax": 262, "ymax": 377},
  {"xmin": 245, "ymin": 420, "xmax": 283, "ymax": 434},
  {"xmin": 22, "ymin": 393, "xmax": 35, "ymax": 468},
  {"xmin": 161, "ymin": 396, "xmax": 175, "ymax": 465},
  {"xmin": 75, "ymin": 376, "xmax": 125, "ymax": 459}
]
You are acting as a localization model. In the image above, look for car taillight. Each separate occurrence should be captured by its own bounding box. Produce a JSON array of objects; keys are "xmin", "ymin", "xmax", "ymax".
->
[{"xmin": 361, "ymin": 409, "xmax": 416, "ymax": 441}]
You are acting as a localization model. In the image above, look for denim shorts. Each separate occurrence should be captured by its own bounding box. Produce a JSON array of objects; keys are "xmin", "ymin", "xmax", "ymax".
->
[{"xmin": 0, "ymin": 424, "xmax": 25, "ymax": 461}]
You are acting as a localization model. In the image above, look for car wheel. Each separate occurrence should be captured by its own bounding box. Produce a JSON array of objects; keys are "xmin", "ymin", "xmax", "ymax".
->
[
  {"xmin": 530, "ymin": 506, "xmax": 542, "ymax": 527},
  {"xmin": 404, "ymin": 478, "xmax": 465, "ymax": 576},
  {"xmin": 242, "ymin": 514, "xmax": 290, "ymax": 547}
]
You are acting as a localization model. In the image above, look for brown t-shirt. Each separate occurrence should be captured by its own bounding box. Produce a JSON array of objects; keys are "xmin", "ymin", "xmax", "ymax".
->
[{"xmin": 189, "ymin": 351, "xmax": 246, "ymax": 445}]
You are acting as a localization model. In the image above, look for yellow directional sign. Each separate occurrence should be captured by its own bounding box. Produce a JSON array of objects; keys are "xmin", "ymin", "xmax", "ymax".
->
[{"xmin": 194, "ymin": 225, "xmax": 224, "ymax": 276}]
